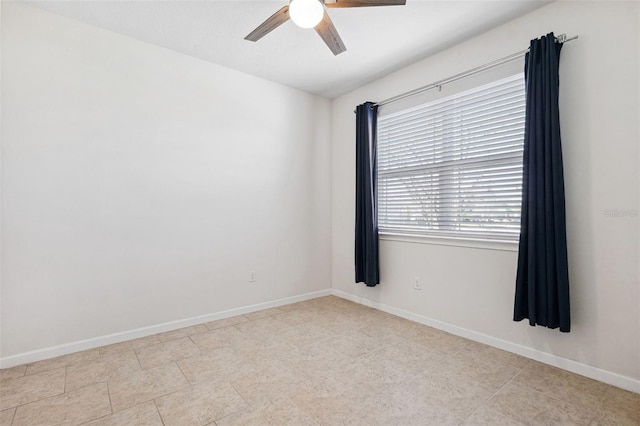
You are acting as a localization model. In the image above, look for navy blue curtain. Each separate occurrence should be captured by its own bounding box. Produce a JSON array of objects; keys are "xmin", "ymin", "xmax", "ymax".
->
[
  {"xmin": 355, "ymin": 102, "xmax": 379, "ymax": 287},
  {"xmin": 514, "ymin": 33, "xmax": 570, "ymax": 332}
]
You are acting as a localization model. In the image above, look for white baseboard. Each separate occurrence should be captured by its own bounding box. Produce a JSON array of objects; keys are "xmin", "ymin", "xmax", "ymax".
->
[
  {"xmin": 0, "ymin": 289, "xmax": 332, "ymax": 369},
  {"xmin": 332, "ymin": 289, "xmax": 640, "ymax": 394}
]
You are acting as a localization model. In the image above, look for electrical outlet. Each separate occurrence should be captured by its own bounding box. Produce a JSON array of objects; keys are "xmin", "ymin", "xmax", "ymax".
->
[
  {"xmin": 413, "ymin": 276, "xmax": 422, "ymax": 290},
  {"xmin": 249, "ymin": 271, "xmax": 256, "ymax": 282}
]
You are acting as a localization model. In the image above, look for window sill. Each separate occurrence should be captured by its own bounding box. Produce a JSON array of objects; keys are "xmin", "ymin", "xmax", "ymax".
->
[{"xmin": 379, "ymin": 232, "xmax": 519, "ymax": 252}]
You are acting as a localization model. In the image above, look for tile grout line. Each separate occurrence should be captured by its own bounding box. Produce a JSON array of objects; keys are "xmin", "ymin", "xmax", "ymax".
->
[
  {"xmin": 187, "ymin": 334, "xmax": 200, "ymax": 350},
  {"xmin": 1, "ymin": 367, "xmax": 68, "ymax": 415},
  {"xmin": 7, "ymin": 407, "xmax": 16, "ymax": 426},
  {"xmin": 497, "ymin": 374, "xmax": 606, "ymax": 425},
  {"xmin": 174, "ymin": 358, "xmax": 194, "ymax": 388},
  {"xmin": 63, "ymin": 365, "xmax": 68, "ymax": 394},
  {"xmin": 589, "ymin": 384, "xmax": 612, "ymax": 424},
  {"xmin": 132, "ymin": 349, "xmax": 144, "ymax": 373},
  {"xmin": 457, "ymin": 362, "xmax": 525, "ymax": 425},
  {"xmin": 514, "ymin": 362, "xmax": 611, "ymax": 421},
  {"xmin": 76, "ymin": 406, "xmax": 113, "ymax": 426},
  {"xmin": 229, "ymin": 382, "xmax": 249, "ymax": 406},
  {"xmin": 105, "ymin": 381, "xmax": 114, "ymax": 416},
  {"xmin": 219, "ymin": 382, "xmax": 252, "ymax": 423},
  {"xmin": 152, "ymin": 399, "xmax": 167, "ymax": 426}
]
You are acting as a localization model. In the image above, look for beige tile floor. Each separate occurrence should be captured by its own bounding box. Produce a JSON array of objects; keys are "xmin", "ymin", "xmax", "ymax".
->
[{"xmin": 0, "ymin": 296, "xmax": 638, "ymax": 425}]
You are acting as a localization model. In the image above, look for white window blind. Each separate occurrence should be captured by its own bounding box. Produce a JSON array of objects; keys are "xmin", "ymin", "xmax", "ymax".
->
[{"xmin": 377, "ymin": 73, "xmax": 526, "ymax": 241}]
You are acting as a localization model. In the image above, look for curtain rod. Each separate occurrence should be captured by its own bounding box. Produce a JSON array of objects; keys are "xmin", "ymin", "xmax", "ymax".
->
[{"xmin": 355, "ymin": 33, "xmax": 578, "ymax": 112}]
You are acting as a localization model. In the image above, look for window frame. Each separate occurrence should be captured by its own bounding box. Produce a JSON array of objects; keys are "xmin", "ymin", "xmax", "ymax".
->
[{"xmin": 376, "ymin": 73, "xmax": 526, "ymax": 249}]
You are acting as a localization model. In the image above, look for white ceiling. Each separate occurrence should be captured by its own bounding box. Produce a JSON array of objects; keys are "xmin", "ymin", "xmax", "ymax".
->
[{"xmin": 24, "ymin": 0, "xmax": 550, "ymax": 98}]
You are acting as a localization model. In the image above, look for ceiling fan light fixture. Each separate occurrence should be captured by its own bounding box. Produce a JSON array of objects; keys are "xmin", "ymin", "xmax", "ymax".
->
[{"xmin": 289, "ymin": 0, "xmax": 324, "ymax": 29}]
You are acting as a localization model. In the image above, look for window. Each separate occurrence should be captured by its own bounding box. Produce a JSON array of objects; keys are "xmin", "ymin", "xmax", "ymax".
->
[{"xmin": 377, "ymin": 73, "xmax": 525, "ymax": 242}]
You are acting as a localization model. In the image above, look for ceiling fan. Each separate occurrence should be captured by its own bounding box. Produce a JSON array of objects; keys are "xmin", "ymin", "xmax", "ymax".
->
[{"xmin": 245, "ymin": 0, "xmax": 407, "ymax": 56}]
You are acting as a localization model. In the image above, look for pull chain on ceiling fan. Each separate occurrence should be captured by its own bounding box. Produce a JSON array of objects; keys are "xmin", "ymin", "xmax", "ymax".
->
[{"xmin": 244, "ymin": 0, "xmax": 407, "ymax": 56}]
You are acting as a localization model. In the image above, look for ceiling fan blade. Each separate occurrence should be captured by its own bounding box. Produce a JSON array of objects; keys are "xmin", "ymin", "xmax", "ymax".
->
[
  {"xmin": 315, "ymin": 10, "xmax": 346, "ymax": 56},
  {"xmin": 245, "ymin": 6, "xmax": 290, "ymax": 42},
  {"xmin": 325, "ymin": 0, "xmax": 405, "ymax": 8}
]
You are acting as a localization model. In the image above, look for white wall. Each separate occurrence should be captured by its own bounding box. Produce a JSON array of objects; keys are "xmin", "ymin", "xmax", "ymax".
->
[
  {"xmin": 331, "ymin": 0, "xmax": 640, "ymax": 388},
  {"xmin": 0, "ymin": 3, "xmax": 332, "ymax": 360}
]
